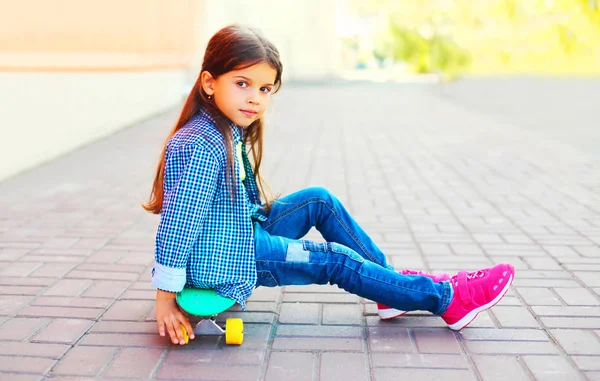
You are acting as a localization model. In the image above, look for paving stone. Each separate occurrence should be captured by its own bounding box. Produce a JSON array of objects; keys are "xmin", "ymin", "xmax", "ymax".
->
[
  {"xmin": 0, "ymin": 317, "xmax": 49, "ymax": 341},
  {"xmin": 278, "ymin": 303, "xmax": 319, "ymax": 324},
  {"xmin": 276, "ymin": 324, "xmax": 362, "ymax": 338},
  {"xmin": 491, "ymin": 306, "xmax": 541, "ymax": 328},
  {"xmin": 413, "ymin": 328, "xmax": 461, "ymax": 354},
  {"xmin": 514, "ymin": 278, "xmax": 581, "ymax": 288},
  {"xmin": 0, "ymin": 374, "xmax": 43, "ymax": 381},
  {"xmin": 464, "ymin": 340, "xmax": 559, "ymax": 355},
  {"xmin": 574, "ymin": 246, "xmax": 600, "ymax": 257},
  {"xmin": 102, "ymin": 347, "xmax": 164, "ymax": 378},
  {"xmin": 32, "ymin": 318, "xmax": 93, "ymax": 344},
  {"xmin": 17, "ymin": 306, "xmax": 102, "ymax": 320},
  {"xmin": 373, "ymin": 368, "xmax": 476, "ymax": 381},
  {"xmin": 320, "ymin": 352, "xmax": 368, "ymax": 381},
  {"xmin": 0, "ymin": 296, "xmax": 33, "ymax": 315},
  {"xmin": 586, "ymin": 371, "xmax": 600, "ymax": 380},
  {"xmin": 65, "ymin": 270, "xmax": 138, "ymax": 281},
  {"xmin": 265, "ymin": 351, "xmax": 313, "ymax": 381},
  {"xmin": 532, "ymin": 306, "xmax": 600, "ymax": 317},
  {"xmin": 31, "ymin": 296, "xmax": 112, "ymax": 309},
  {"xmin": 0, "ymin": 341, "xmax": 69, "ymax": 358},
  {"xmin": 472, "ymin": 355, "xmax": 531, "ymax": 381},
  {"xmin": 541, "ymin": 317, "xmax": 600, "ymax": 329},
  {"xmin": 322, "ymin": 304, "xmax": 362, "ymax": 325},
  {"xmin": 551, "ymin": 329, "xmax": 600, "ymax": 355},
  {"xmin": 521, "ymin": 355, "xmax": 582, "ymax": 381},
  {"xmin": 51, "ymin": 346, "xmax": 116, "ymax": 376},
  {"xmin": 0, "ymin": 356, "xmax": 56, "ymax": 374},
  {"xmin": 0, "ymin": 262, "xmax": 43, "ymax": 277},
  {"xmin": 29, "ymin": 263, "xmax": 77, "ymax": 278},
  {"xmin": 101, "ymin": 300, "xmax": 154, "ymax": 321},
  {"xmin": 78, "ymin": 333, "xmax": 168, "ymax": 347},
  {"xmin": 366, "ymin": 315, "xmax": 446, "ymax": 328},
  {"xmin": 572, "ymin": 355, "xmax": 600, "ymax": 371},
  {"xmin": 458, "ymin": 328, "xmax": 548, "ymax": 341},
  {"xmin": 371, "ymin": 353, "xmax": 468, "ymax": 369},
  {"xmin": 81, "ymin": 280, "xmax": 131, "ymax": 298},
  {"xmin": 367, "ymin": 326, "xmax": 412, "ymax": 352},
  {"xmin": 43, "ymin": 279, "xmax": 93, "ymax": 297},
  {"xmin": 574, "ymin": 272, "xmax": 600, "ymax": 287},
  {"xmin": 90, "ymin": 321, "xmax": 158, "ymax": 334},
  {"xmin": 157, "ymin": 363, "xmax": 260, "ymax": 380},
  {"xmin": 165, "ymin": 348, "xmax": 264, "ymax": 365},
  {"xmin": 515, "ymin": 287, "xmax": 562, "ymax": 306},
  {"xmin": 272, "ymin": 337, "xmax": 363, "ymax": 351}
]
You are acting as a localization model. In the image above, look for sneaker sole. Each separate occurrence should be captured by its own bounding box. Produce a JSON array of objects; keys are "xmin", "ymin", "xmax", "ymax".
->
[
  {"xmin": 378, "ymin": 308, "xmax": 408, "ymax": 320},
  {"xmin": 447, "ymin": 273, "xmax": 514, "ymax": 331}
]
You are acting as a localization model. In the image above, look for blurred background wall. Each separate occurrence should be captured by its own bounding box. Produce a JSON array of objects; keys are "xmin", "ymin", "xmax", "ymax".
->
[
  {"xmin": 0, "ymin": 0, "xmax": 339, "ymax": 181},
  {"xmin": 2, "ymin": 0, "xmax": 598, "ymax": 181}
]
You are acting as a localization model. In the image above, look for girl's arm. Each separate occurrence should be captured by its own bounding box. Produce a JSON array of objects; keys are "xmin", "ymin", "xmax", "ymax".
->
[
  {"xmin": 152, "ymin": 144, "xmax": 220, "ymax": 292},
  {"xmin": 151, "ymin": 144, "xmax": 221, "ymax": 344}
]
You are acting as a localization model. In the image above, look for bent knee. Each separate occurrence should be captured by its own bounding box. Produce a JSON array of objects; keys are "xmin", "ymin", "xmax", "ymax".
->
[{"xmin": 305, "ymin": 186, "xmax": 336, "ymax": 204}]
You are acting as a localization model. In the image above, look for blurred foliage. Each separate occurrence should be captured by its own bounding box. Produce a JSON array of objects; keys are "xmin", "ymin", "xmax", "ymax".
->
[
  {"xmin": 375, "ymin": 22, "xmax": 470, "ymax": 77},
  {"xmin": 345, "ymin": 0, "xmax": 600, "ymax": 76}
]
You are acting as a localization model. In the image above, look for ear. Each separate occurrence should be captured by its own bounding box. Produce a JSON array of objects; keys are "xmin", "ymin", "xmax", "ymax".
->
[{"xmin": 200, "ymin": 71, "xmax": 215, "ymax": 96}]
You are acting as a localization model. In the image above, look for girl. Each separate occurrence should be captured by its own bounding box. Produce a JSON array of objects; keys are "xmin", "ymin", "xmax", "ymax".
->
[{"xmin": 144, "ymin": 25, "xmax": 514, "ymax": 346}]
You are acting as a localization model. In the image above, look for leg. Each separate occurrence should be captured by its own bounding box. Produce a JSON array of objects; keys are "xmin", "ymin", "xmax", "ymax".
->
[
  {"xmin": 261, "ymin": 187, "xmax": 391, "ymax": 268},
  {"xmin": 253, "ymin": 222, "xmax": 452, "ymax": 315}
]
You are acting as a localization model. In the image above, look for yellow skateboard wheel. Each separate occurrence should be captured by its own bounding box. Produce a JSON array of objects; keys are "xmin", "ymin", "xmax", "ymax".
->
[
  {"xmin": 181, "ymin": 325, "xmax": 189, "ymax": 344},
  {"xmin": 225, "ymin": 318, "xmax": 244, "ymax": 345}
]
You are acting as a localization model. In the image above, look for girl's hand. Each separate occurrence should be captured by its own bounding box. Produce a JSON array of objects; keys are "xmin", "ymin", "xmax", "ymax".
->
[{"xmin": 155, "ymin": 290, "xmax": 195, "ymax": 345}]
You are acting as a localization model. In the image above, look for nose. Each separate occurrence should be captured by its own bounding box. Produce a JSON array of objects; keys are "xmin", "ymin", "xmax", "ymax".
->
[{"xmin": 247, "ymin": 89, "xmax": 260, "ymax": 105}]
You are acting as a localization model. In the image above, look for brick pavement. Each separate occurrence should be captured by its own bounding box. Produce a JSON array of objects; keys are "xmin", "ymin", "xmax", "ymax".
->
[{"xmin": 0, "ymin": 82, "xmax": 599, "ymax": 380}]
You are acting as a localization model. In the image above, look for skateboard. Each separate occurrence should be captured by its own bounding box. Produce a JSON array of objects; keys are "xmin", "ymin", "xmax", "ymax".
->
[{"xmin": 176, "ymin": 288, "xmax": 244, "ymax": 345}]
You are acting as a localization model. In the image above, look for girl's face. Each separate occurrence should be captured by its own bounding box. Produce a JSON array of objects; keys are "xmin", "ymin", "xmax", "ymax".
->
[{"xmin": 201, "ymin": 62, "xmax": 277, "ymax": 128}]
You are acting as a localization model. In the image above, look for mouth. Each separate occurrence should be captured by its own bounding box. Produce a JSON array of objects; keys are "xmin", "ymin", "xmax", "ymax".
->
[{"xmin": 240, "ymin": 109, "xmax": 258, "ymax": 117}]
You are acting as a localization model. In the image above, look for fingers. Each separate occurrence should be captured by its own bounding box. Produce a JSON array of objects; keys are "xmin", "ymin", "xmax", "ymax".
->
[
  {"xmin": 157, "ymin": 320, "xmax": 166, "ymax": 337},
  {"xmin": 178, "ymin": 314, "xmax": 195, "ymax": 340},
  {"xmin": 165, "ymin": 320, "xmax": 179, "ymax": 345},
  {"xmin": 173, "ymin": 322, "xmax": 186, "ymax": 345}
]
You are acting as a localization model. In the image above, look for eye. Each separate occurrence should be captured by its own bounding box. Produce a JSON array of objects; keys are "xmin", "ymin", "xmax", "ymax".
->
[
  {"xmin": 236, "ymin": 81, "xmax": 248, "ymax": 88},
  {"xmin": 260, "ymin": 86, "xmax": 272, "ymax": 93}
]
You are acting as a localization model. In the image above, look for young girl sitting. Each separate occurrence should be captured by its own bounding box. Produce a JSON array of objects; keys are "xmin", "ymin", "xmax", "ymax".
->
[{"xmin": 144, "ymin": 24, "xmax": 515, "ymax": 345}]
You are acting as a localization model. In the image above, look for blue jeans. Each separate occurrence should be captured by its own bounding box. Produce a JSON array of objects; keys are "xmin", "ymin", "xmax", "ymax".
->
[{"xmin": 254, "ymin": 187, "xmax": 452, "ymax": 315}]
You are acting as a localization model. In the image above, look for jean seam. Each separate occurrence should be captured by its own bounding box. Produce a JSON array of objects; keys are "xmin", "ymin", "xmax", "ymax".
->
[
  {"xmin": 261, "ymin": 198, "xmax": 314, "ymax": 230},
  {"xmin": 263, "ymin": 197, "xmax": 381, "ymax": 265}
]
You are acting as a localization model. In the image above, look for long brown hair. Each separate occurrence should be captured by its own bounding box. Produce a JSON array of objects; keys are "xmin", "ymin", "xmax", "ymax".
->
[{"xmin": 143, "ymin": 25, "xmax": 282, "ymax": 215}]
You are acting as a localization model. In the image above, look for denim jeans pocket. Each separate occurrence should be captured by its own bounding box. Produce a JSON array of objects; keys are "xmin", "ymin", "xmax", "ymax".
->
[
  {"xmin": 256, "ymin": 270, "xmax": 279, "ymax": 287},
  {"xmin": 303, "ymin": 241, "xmax": 365, "ymax": 264}
]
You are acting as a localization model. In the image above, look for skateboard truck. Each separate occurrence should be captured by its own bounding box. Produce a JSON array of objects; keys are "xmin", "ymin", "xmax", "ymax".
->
[{"xmin": 194, "ymin": 317, "xmax": 225, "ymax": 336}]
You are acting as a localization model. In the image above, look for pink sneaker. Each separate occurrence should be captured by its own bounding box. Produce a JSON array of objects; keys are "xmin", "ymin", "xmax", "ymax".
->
[
  {"xmin": 377, "ymin": 269, "xmax": 452, "ymax": 320},
  {"xmin": 441, "ymin": 263, "xmax": 515, "ymax": 331}
]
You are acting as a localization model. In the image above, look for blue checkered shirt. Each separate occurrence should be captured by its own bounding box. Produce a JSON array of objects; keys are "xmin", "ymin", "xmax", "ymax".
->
[{"xmin": 151, "ymin": 109, "xmax": 266, "ymax": 309}]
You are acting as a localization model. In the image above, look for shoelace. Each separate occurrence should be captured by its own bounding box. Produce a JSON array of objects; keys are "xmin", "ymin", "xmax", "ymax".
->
[
  {"xmin": 403, "ymin": 270, "xmax": 427, "ymax": 276},
  {"xmin": 450, "ymin": 269, "xmax": 487, "ymax": 283},
  {"xmin": 451, "ymin": 269, "xmax": 489, "ymax": 304}
]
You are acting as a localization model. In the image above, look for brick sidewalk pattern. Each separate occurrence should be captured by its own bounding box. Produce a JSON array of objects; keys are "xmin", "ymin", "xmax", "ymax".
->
[{"xmin": 0, "ymin": 83, "xmax": 599, "ymax": 380}]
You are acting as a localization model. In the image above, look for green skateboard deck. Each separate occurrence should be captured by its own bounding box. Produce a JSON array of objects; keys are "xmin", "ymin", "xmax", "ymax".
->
[{"xmin": 176, "ymin": 288, "xmax": 236, "ymax": 316}]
